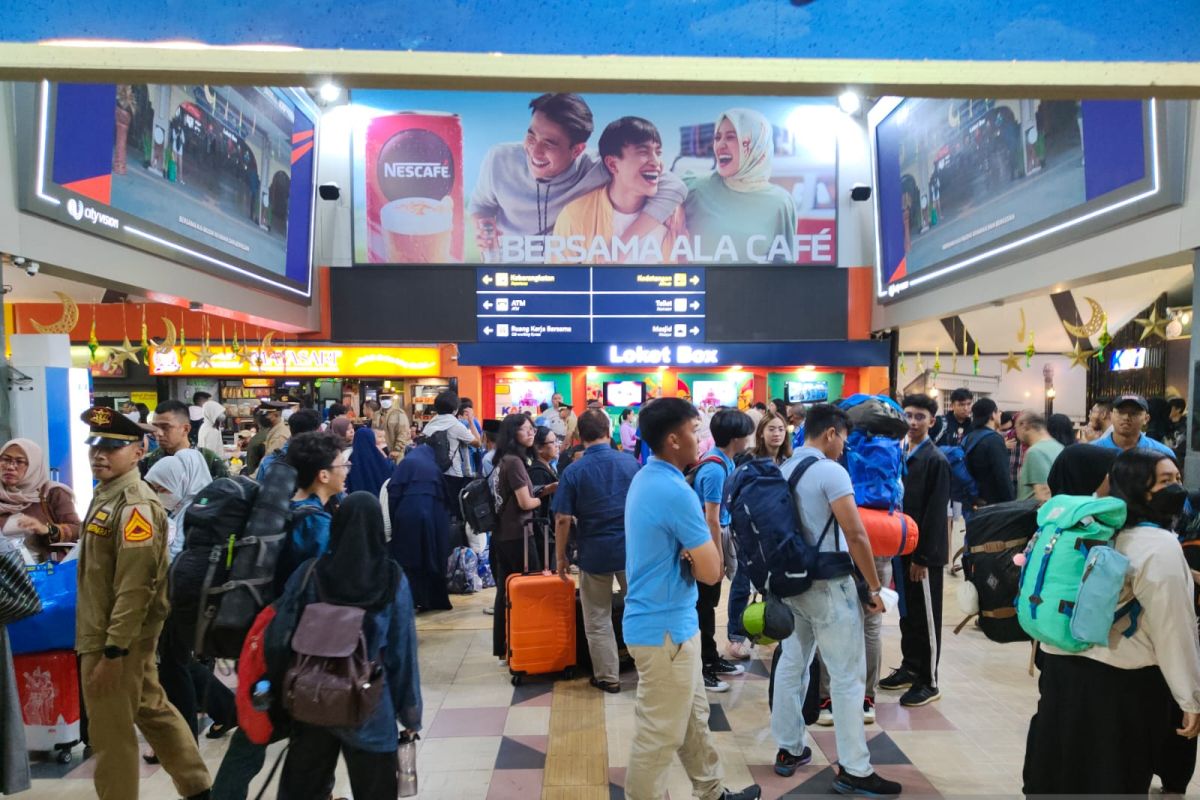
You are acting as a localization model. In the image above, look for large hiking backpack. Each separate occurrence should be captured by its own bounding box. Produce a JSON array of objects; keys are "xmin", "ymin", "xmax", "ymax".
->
[
  {"xmin": 193, "ymin": 462, "xmax": 307, "ymax": 659},
  {"xmin": 446, "ymin": 546, "xmax": 481, "ymax": 594},
  {"xmin": 724, "ymin": 457, "xmax": 852, "ymax": 598},
  {"xmin": 427, "ymin": 429, "xmax": 453, "ymax": 472},
  {"xmin": 843, "ymin": 429, "xmax": 905, "ymax": 511},
  {"xmin": 956, "ymin": 499, "xmax": 1038, "ymax": 643},
  {"xmin": 940, "ymin": 429, "xmax": 995, "ymax": 504},
  {"xmin": 1016, "ymin": 495, "xmax": 1136, "ymax": 652},
  {"xmin": 839, "ymin": 394, "xmax": 909, "ymax": 439},
  {"xmin": 170, "ymin": 476, "xmax": 260, "ymax": 646}
]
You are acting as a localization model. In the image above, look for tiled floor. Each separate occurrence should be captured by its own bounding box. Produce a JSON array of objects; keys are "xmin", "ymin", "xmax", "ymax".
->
[{"xmin": 17, "ymin": 558, "xmax": 1200, "ymax": 798}]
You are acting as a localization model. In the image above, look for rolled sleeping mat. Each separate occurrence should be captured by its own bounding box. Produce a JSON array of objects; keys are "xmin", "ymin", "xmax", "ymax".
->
[{"xmin": 858, "ymin": 506, "xmax": 920, "ymax": 557}]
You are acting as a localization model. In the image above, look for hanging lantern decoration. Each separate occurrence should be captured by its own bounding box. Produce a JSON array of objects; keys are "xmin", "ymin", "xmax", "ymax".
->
[
  {"xmin": 139, "ymin": 305, "xmax": 150, "ymax": 361},
  {"xmin": 915, "ymin": 351, "xmax": 925, "ymax": 374},
  {"xmin": 220, "ymin": 323, "xmax": 227, "ymax": 353},
  {"xmin": 972, "ymin": 342, "xmax": 980, "ymax": 377},
  {"xmin": 87, "ymin": 310, "xmax": 99, "ymax": 364},
  {"xmin": 898, "ymin": 352, "xmax": 906, "ymax": 376},
  {"xmin": 178, "ymin": 313, "xmax": 189, "ymax": 359},
  {"xmin": 932, "ymin": 348, "xmax": 942, "ymax": 380},
  {"xmin": 1095, "ymin": 314, "xmax": 1112, "ymax": 362},
  {"xmin": 1024, "ymin": 331, "xmax": 1035, "ymax": 368}
]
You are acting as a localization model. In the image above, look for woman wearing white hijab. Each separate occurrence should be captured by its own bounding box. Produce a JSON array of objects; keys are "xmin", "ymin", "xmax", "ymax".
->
[
  {"xmin": 144, "ymin": 449, "xmax": 212, "ymax": 561},
  {"xmin": 0, "ymin": 437, "xmax": 80, "ymax": 562},
  {"xmin": 683, "ymin": 108, "xmax": 797, "ymax": 263},
  {"xmin": 197, "ymin": 400, "xmax": 227, "ymax": 459},
  {"xmin": 143, "ymin": 451, "xmax": 236, "ymax": 749}
]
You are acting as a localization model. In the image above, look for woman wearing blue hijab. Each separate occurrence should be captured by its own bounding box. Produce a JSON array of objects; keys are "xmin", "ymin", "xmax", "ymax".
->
[
  {"xmin": 346, "ymin": 426, "xmax": 392, "ymax": 497},
  {"xmin": 387, "ymin": 444, "xmax": 453, "ymax": 611}
]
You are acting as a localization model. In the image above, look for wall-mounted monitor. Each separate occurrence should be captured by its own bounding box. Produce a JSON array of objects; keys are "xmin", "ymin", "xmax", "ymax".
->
[
  {"xmin": 786, "ymin": 380, "xmax": 829, "ymax": 403},
  {"xmin": 604, "ymin": 380, "xmax": 647, "ymax": 408},
  {"xmin": 870, "ymin": 97, "xmax": 1184, "ymax": 303},
  {"xmin": 20, "ymin": 82, "xmax": 318, "ymax": 299},
  {"xmin": 692, "ymin": 380, "xmax": 737, "ymax": 408},
  {"xmin": 1109, "ymin": 348, "xmax": 1147, "ymax": 371},
  {"xmin": 496, "ymin": 379, "xmax": 556, "ymax": 415}
]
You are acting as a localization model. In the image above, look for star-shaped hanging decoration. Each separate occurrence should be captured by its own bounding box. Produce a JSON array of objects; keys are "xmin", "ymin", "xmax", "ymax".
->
[
  {"xmin": 193, "ymin": 339, "xmax": 215, "ymax": 369},
  {"xmin": 1001, "ymin": 351, "xmax": 1023, "ymax": 373},
  {"xmin": 1063, "ymin": 340, "xmax": 1096, "ymax": 369},
  {"xmin": 108, "ymin": 334, "xmax": 140, "ymax": 368},
  {"xmin": 1134, "ymin": 306, "xmax": 1168, "ymax": 342}
]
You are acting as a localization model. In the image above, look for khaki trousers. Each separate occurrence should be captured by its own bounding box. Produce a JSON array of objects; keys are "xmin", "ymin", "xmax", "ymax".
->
[
  {"xmin": 626, "ymin": 633, "xmax": 723, "ymax": 800},
  {"xmin": 81, "ymin": 637, "xmax": 211, "ymax": 800},
  {"xmin": 578, "ymin": 569, "xmax": 627, "ymax": 685}
]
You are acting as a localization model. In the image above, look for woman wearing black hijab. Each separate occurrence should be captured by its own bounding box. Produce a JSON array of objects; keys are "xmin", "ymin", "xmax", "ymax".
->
[
  {"xmin": 277, "ymin": 492, "xmax": 423, "ymax": 800},
  {"xmin": 387, "ymin": 444, "xmax": 453, "ymax": 611},
  {"xmin": 1046, "ymin": 443, "xmax": 1119, "ymax": 497}
]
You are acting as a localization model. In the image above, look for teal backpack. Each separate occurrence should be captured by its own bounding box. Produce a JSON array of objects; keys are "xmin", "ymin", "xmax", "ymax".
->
[{"xmin": 1016, "ymin": 495, "xmax": 1140, "ymax": 652}]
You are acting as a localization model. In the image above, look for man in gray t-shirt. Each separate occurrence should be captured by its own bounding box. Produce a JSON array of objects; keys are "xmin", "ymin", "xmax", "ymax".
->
[{"xmin": 768, "ymin": 405, "xmax": 901, "ymax": 797}]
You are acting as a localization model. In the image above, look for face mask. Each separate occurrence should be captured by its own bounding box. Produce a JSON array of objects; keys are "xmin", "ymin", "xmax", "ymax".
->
[
  {"xmin": 158, "ymin": 489, "xmax": 182, "ymax": 514},
  {"xmin": 381, "ymin": 399, "xmax": 393, "ymax": 409},
  {"xmin": 125, "ymin": 411, "xmax": 141, "ymax": 423},
  {"xmin": 1148, "ymin": 482, "xmax": 1189, "ymax": 521}
]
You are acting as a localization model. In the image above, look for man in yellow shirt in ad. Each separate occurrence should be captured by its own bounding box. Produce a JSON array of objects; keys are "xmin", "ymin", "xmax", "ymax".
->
[{"xmin": 552, "ymin": 117, "xmax": 685, "ymax": 264}]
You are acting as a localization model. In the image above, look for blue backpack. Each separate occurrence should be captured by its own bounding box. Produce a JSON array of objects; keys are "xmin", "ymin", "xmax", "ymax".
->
[
  {"xmin": 446, "ymin": 546, "xmax": 481, "ymax": 594},
  {"xmin": 724, "ymin": 457, "xmax": 853, "ymax": 598},
  {"xmin": 940, "ymin": 429, "xmax": 995, "ymax": 503},
  {"xmin": 843, "ymin": 430, "xmax": 905, "ymax": 511}
]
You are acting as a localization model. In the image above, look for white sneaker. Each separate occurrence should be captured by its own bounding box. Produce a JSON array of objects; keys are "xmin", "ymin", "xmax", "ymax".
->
[
  {"xmin": 863, "ymin": 697, "xmax": 876, "ymax": 724},
  {"xmin": 704, "ymin": 671, "xmax": 730, "ymax": 693},
  {"xmin": 726, "ymin": 640, "xmax": 753, "ymax": 661},
  {"xmin": 817, "ymin": 700, "xmax": 834, "ymax": 726}
]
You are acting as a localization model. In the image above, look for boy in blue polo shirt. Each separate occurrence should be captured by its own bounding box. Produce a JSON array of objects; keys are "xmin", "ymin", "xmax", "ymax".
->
[
  {"xmin": 623, "ymin": 398, "xmax": 760, "ymax": 800},
  {"xmin": 690, "ymin": 408, "xmax": 755, "ymax": 691}
]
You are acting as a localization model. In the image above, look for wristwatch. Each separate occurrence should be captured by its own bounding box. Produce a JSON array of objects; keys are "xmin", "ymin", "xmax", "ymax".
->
[{"xmin": 102, "ymin": 646, "xmax": 129, "ymax": 660}]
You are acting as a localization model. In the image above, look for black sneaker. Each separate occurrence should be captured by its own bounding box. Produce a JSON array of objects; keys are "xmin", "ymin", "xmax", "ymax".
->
[
  {"xmin": 877, "ymin": 666, "xmax": 916, "ymax": 691},
  {"xmin": 774, "ymin": 746, "xmax": 813, "ymax": 777},
  {"xmin": 899, "ymin": 684, "xmax": 941, "ymax": 707},
  {"xmin": 720, "ymin": 784, "xmax": 762, "ymax": 800},
  {"xmin": 832, "ymin": 768, "xmax": 902, "ymax": 796},
  {"xmin": 709, "ymin": 657, "xmax": 746, "ymax": 676},
  {"xmin": 704, "ymin": 670, "xmax": 730, "ymax": 693}
]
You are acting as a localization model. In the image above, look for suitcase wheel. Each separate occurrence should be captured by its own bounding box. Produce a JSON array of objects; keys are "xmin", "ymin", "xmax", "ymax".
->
[
  {"xmin": 54, "ymin": 746, "xmax": 72, "ymax": 764},
  {"xmin": 511, "ymin": 674, "xmax": 522, "ymax": 687}
]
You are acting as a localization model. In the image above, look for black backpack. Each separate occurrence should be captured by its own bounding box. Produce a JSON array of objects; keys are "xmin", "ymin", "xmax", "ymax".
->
[
  {"xmin": 170, "ymin": 476, "xmax": 260, "ymax": 645},
  {"xmin": 459, "ymin": 475, "xmax": 498, "ymax": 533},
  {"xmin": 188, "ymin": 462, "xmax": 310, "ymax": 658},
  {"xmin": 956, "ymin": 498, "xmax": 1038, "ymax": 643},
  {"xmin": 427, "ymin": 429, "xmax": 453, "ymax": 472}
]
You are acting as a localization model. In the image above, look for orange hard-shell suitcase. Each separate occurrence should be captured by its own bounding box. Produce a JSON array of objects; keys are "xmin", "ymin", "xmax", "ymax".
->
[
  {"xmin": 859, "ymin": 507, "xmax": 920, "ymax": 557},
  {"xmin": 506, "ymin": 521, "xmax": 576, "ymax": 685}
]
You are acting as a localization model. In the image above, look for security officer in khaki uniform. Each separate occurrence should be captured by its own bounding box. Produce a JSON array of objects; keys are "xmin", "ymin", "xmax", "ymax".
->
[
  {"xmin": 260, "ymin": 399, "xmax": 291, "ymax": 457},
  {"xmin": 376, "ymin": 394, "xmax": 411, "ymax": 461},
  {"xmin": 76, "ymin": 407, "xmax": 211, "ymax": 800}
]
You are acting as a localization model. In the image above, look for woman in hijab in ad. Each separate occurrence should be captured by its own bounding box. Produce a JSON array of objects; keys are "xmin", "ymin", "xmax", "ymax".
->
[
  {"xmin": 386, "ymin": 444, "xmax": 453, "ymax": 612},
  {"xmin": 682, "ymin": 107, "xmax": 798, "ymax": 263},
  {"xmin": 0, "ymin": 437, "xmax": 81, "ymax": 562}
]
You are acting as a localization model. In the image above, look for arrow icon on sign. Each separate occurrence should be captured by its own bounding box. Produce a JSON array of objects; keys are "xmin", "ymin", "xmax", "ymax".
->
[
  {"xmin": 689, "ymin": 300, "xmax": 700, "ymax": 310},
  {"xmin": 483, "ymin": 326, "xmax": 494, "ymax": 335},
  {"xmin": 483, "ymin": 300, "xmax": 493, "ymax": 310},
  {"xmin": 690, "ymin": 326, "xmax": 700, "ymax": 335},
  {"xmin": 482, "ymin": 275, "xmax": 493, "ymax": 285},
  {"xmin": 689, "ymin": 275, "xmax": 700, "ymax": 286}
]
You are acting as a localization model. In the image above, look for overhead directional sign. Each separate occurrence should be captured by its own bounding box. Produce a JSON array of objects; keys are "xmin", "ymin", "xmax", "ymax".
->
[{"xmin": 476, "ymin": 266, "xmax": 706, "ymax": 344}]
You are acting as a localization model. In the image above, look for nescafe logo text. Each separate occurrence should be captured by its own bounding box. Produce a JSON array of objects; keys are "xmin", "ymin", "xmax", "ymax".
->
[{"xmin": 377, "ymin": 129, "xmax": 454, "ymax": 201}]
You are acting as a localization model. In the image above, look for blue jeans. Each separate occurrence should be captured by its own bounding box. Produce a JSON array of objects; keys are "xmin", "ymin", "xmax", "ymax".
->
[
  {"xmin": 770, "ymin": 575, "xmax": 872, "ymax": 778},
  {"xmin": 726, "ymin": 570, "xmax": 753, "ymax": 643}
]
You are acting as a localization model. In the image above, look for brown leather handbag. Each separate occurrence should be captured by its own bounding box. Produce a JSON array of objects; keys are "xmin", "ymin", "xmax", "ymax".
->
[{"xmin": 282, "ymin": 602, "xmax": 384, "ymax": 728}]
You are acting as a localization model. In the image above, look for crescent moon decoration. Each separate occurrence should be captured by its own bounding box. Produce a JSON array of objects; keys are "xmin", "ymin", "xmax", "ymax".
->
[
  {"xmin": 1061, "ymin": 297, "xmax": 1105, "ymax": 339},
  {"xmin": 1016, "ymin": 308, "xmax": 1026, "ymax": 344},
  {"xmin": 30, "ymin": 291, "xmax": 80, "ymax": 334},
  {"xmin": 154, "ymin": 318, "xmax": 178, "ymax": 355},
  {"xmin": 256, "ymin": 332, "xmax": 276, "ymax": 371}
]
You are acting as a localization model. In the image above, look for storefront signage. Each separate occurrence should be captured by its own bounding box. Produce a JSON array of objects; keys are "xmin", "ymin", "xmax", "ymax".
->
[
  {"xmin": 149, "ymin": 346, "xmax": 440, "ymax": 377},
  {"xmin": 607, "ymin": 344, "xmax": 720, "ymax": 366}
]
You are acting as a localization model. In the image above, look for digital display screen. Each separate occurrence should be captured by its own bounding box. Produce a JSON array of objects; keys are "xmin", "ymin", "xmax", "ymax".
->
[
  {"xmin": 692, "ymin": 380, "xmax": 737, "ymax": 408},
  {"xmin": 1109, "ymin": 348, "xmax": 1147, "ymax": 371},
  {"xmin": 496, "ymin": 380, "xmax": 557, "ymax": 415},
  {"xmin": 786, "ymin": 380, "xmax": 829, "ymax": 403},
  {"xmin": 604, "ymin": 381, "xmax": 647, "ymax": 407}
]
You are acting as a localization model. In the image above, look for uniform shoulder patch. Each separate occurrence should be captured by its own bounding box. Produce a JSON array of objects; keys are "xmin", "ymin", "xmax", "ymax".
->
[{"xmin": 123, "ymin": 507, "xmax": 153, "ymax": 543}]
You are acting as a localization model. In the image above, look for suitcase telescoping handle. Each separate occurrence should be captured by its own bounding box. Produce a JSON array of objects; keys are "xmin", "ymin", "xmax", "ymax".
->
[{"xmin": 523, "ymin": 517, "xmax": 551, "ymax": 576}]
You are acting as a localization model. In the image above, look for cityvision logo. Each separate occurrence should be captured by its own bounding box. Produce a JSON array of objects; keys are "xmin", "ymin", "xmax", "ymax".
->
[{"xmin": 66, "ymin": 198, "xmax": 119, "ymax": 229}]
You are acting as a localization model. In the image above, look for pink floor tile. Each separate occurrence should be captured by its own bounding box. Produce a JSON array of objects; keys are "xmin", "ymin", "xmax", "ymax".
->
[
  {"xmin": 426, "ymin": 706, "xmax": 510, "ymax": 737},
  {"xmin": 874, "ymin": 701, "xmax": 957, "ymax": 731},
  {"xmin": 487, "ymin": 768, "xmax": 544, "ymax": 799},
  {"xmin": 507, "ymin": 734, "xmax": 550, "ymax": 754}
]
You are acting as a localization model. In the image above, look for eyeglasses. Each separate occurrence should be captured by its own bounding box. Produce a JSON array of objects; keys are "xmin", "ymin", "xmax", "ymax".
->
[
  {"xmin": 0, "ymin": 456, "xmax": 29, "ymax": 468},
  {"xmin": 325, "ymin": 461, "xmax": 353, "ymax": 471}
]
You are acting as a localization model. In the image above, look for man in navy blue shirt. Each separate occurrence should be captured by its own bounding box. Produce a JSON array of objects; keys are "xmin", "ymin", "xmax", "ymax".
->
[
  {"xmin": 690, "ymin": 408, "xmax": 755, "ymax": 692},
  {"xmin": 553, "ymin": 409, "xmax": 640, "ymax": 693}
]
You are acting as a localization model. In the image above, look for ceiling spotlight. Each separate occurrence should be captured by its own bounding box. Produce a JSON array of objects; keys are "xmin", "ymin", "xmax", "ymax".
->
[
  {"xmin": 838, "ymin": 91, "xmax": 861, "ymax": 115},
  {"xmin": 318, "ymin": 82, "xmax": 342, "ymax": 104}
]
